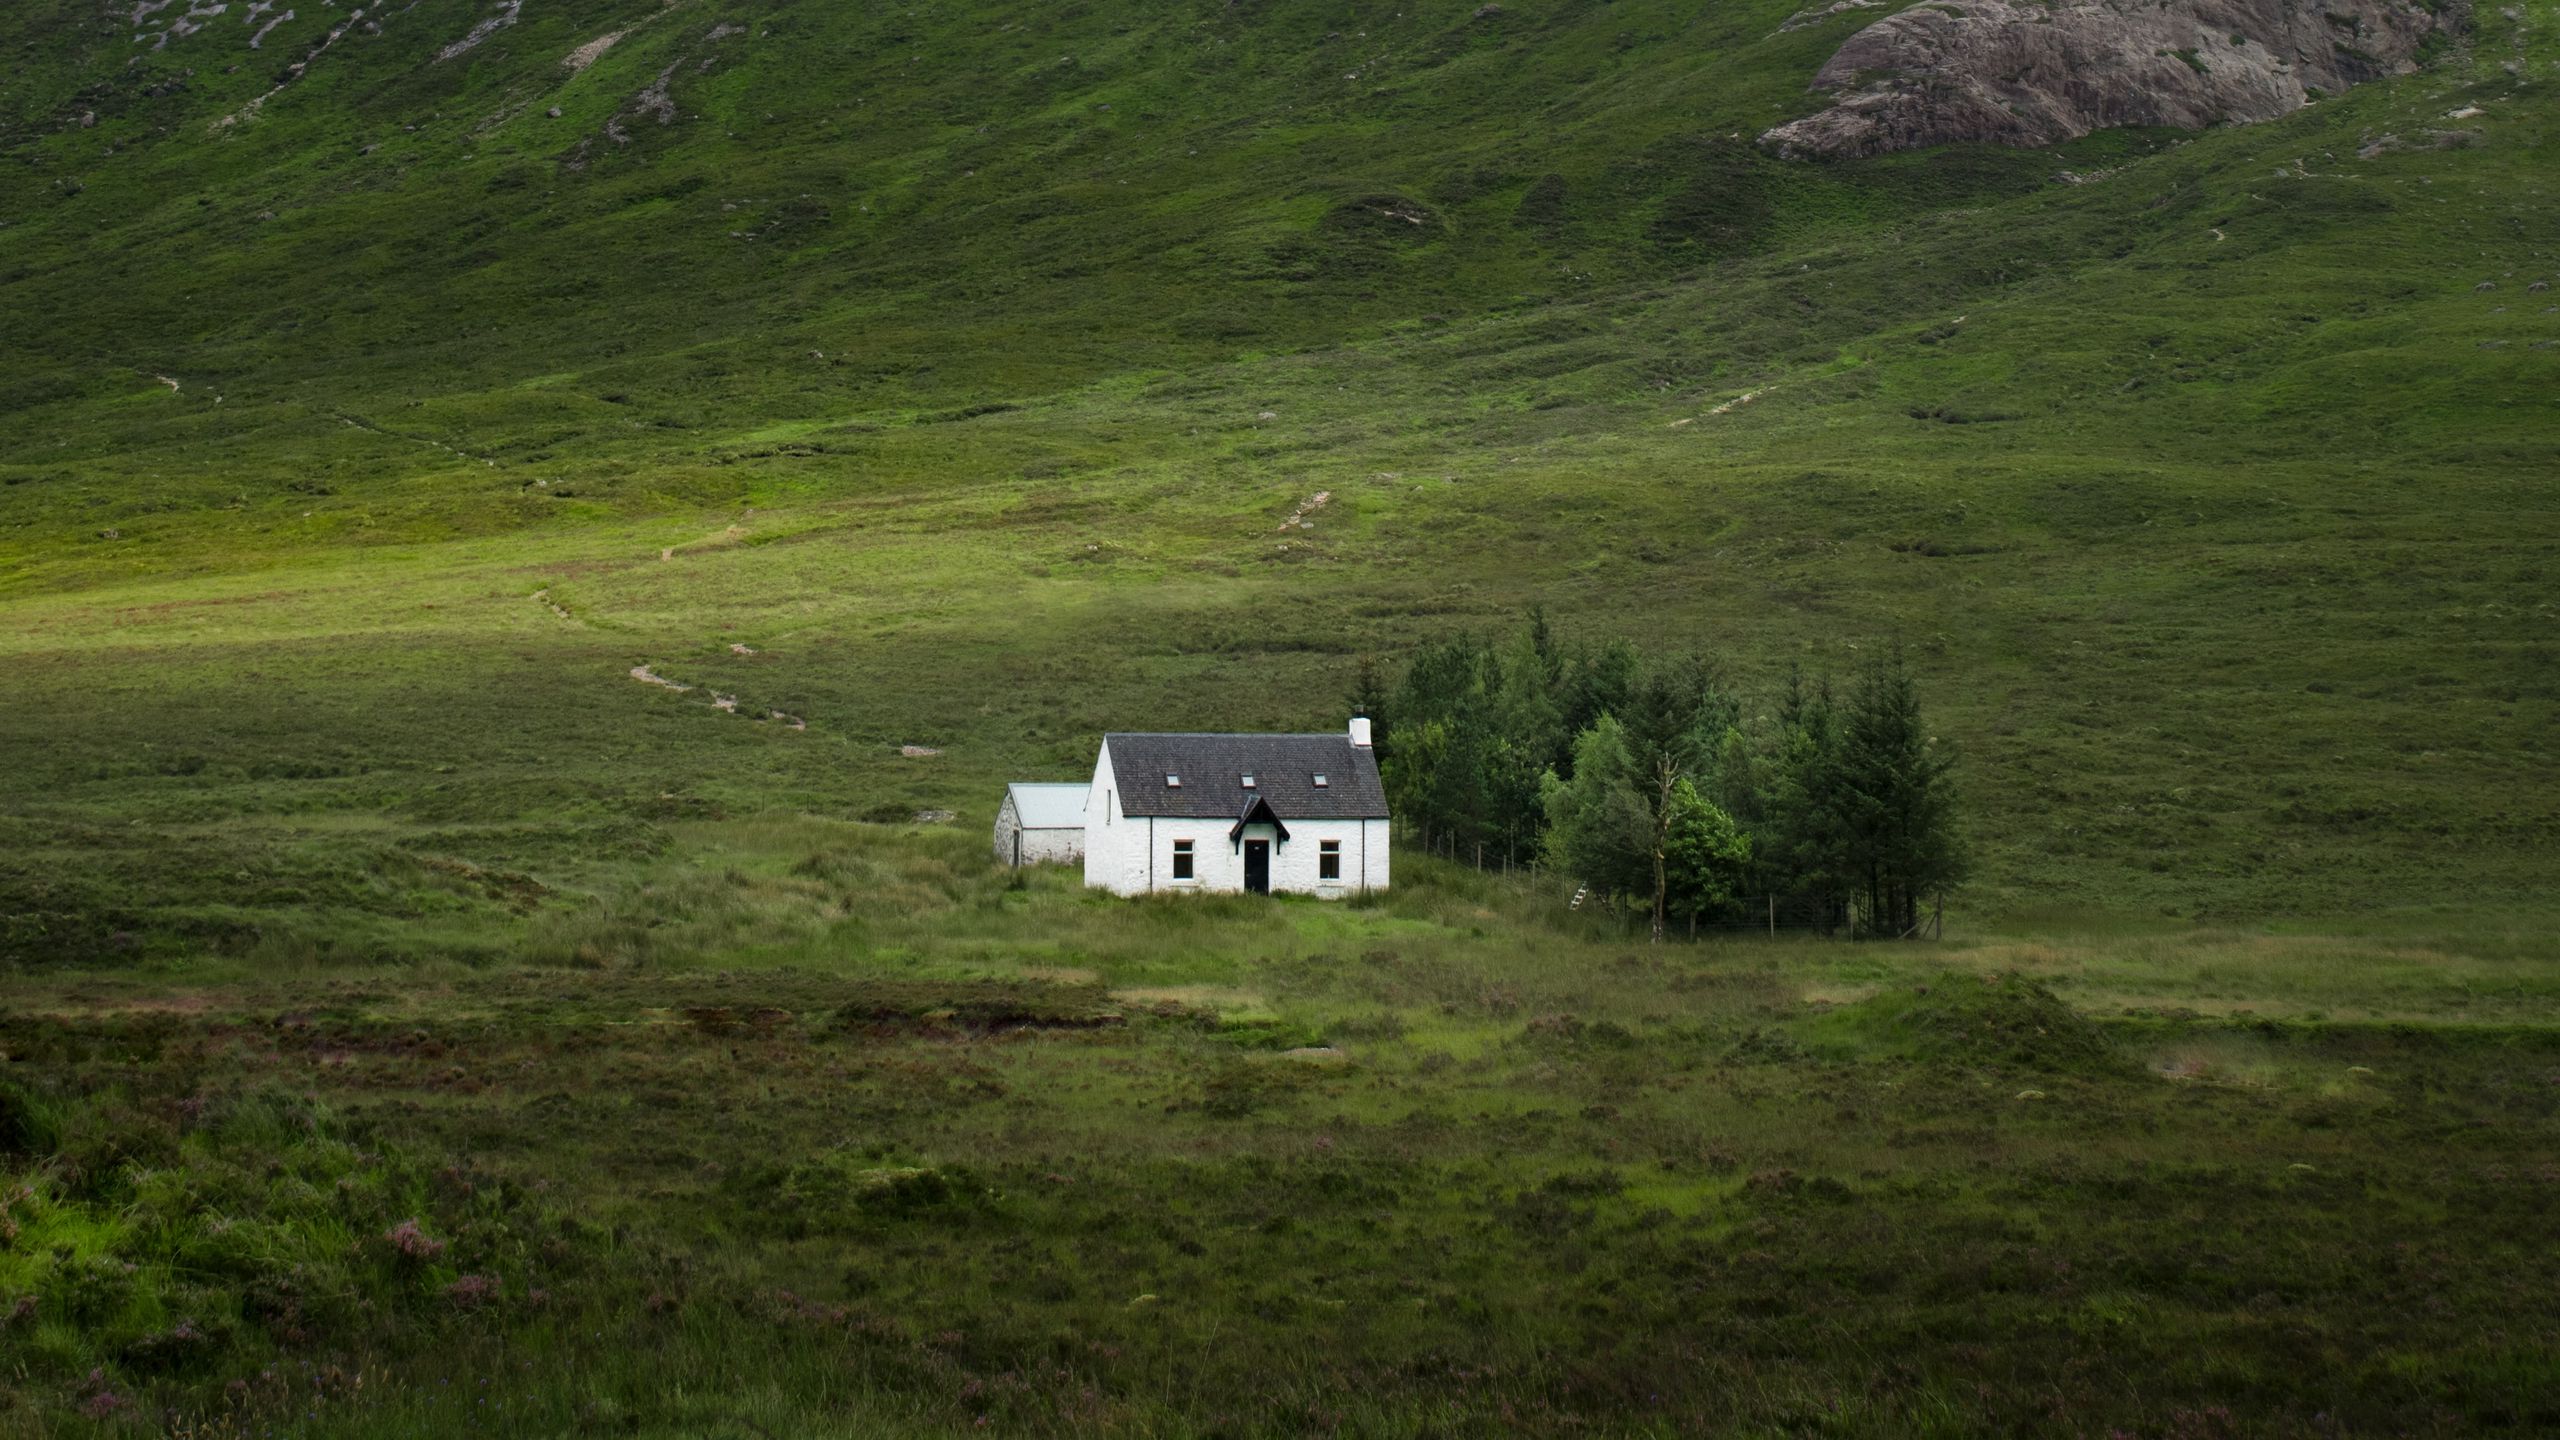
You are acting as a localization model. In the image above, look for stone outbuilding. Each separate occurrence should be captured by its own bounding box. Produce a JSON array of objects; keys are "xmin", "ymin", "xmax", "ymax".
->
[{"xmin": 994, "ymin": 782, "xmax": 1089, "ymax": 868}]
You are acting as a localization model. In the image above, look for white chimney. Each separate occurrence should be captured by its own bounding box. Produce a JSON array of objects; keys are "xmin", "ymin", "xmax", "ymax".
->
[{"xmin": 1349, "ymin": 716, "xmax": 1373, "ymax": 748}]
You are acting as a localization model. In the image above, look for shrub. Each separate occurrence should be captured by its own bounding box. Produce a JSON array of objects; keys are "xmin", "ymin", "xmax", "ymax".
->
[
  {"xmin": 774, "ymin": 1149, "xmax": 984, "ymax": 1227},
  {"xmin": 383, "ymin": 1218, "xmax": 447, "ymax": 1261},
  {"xmin": 1209, "ymin": 1016, "xmax": 1327, "ymax": 1051},
  {"xmin": 0, "ymin": 1077, "xmax": 61, "ymax": 1156},
  {"xmin": 443, "ymin": 1274, "xmax": 501, "ymax": 1308}
]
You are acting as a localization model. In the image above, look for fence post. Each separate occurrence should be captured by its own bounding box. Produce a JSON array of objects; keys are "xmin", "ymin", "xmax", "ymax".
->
[{"xmin": 1767, "ymin": 894, "xmax": 1775, "ymax": 938}]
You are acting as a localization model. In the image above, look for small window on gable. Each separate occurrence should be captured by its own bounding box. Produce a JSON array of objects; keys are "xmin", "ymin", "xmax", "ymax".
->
[
  {"xmin": 1240, "ymin": 774, "xmax": 1256, "ymax": 789},
  {"xmin": 1312, "ymin": 774, "xmax": 1328, "ymax": 788},
  {"xmin": 1166, "ymin": 774, "xmax": 1181, "ymax": 788},
  {"xmin": 1172, "ymin": 839, "xmax": 1195, "ymax": 881}
]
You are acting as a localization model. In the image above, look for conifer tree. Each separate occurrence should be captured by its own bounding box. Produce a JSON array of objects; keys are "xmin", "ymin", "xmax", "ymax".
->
[
  {"xmin": 1756, "ymin": 669, "xmax": 1854, "ymax": 931},
  {"xmin": 1382, "ymin": 636, "xmax": 1487, "ymax": 851},
  {"xmin": 1484, "ymin": 625, "xmax": 1567, "ymax": 865},
  {"xmin": 1347, "ymin": 656, "xmax": 1391, "ymax": 761},
  {"xmin": 1837, "ymin": 647, "xmax": 1963, "ymax": 936},
  {"xmin": 1560, "ymin": 639, "xmax": 1639, "ymax": 766}
]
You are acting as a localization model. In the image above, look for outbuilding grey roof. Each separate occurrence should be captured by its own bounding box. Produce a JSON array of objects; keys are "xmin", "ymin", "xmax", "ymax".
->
[
  {"xmin": 1005, "ymin": 782, "xmax": 1090, "ymax": 830},
  {"xmin": 1103, "ymin": 733, "xmax": 1387, "ymax": 820}
]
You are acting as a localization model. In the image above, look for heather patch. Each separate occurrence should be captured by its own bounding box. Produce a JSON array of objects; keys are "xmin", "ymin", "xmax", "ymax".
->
[{"xmin": 0, "ymin": 1082, "xmax": 576, "ymax": 1423}]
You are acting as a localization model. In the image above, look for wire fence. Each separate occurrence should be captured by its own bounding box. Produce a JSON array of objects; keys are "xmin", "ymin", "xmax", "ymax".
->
[{"xmin": 1404, "ymin": 835, "xmax": 1945, "ymax": 941}]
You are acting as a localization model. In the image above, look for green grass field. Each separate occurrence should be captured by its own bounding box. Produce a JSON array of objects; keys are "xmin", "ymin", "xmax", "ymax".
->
[
  {"xmin": 3, "ymin": 0, "xmax": 2558, "ymax": 1431},
  {"xmin": 4, "ymin": 846, "xmax": 2559, "ymax": 1435}
]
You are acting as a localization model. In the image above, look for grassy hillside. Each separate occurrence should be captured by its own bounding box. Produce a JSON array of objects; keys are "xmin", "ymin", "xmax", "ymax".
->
[
  {"xmin": 0, "ymin": 0, "xmax": 2064, "ymax": 478},
  {"xmin": 4, "ymin": 0, "xmax": 2555, "ymax": 949}
]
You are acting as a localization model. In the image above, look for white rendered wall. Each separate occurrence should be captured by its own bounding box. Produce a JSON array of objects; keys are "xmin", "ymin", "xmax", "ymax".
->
[
  {"xmin": 1361, "ymin": 818, "xmax": 1391, "ymax": 893},
  {"xmin": 1080, "ymin": 742, "xmax": 1390, "ymax": 897},
  {"xmin": 1083, "ymin": 744, "xmax": 1152, "ymax": 896},
  {"xmin": 1106, "ymin": 816, "xmax": 1383, "ymax": 898}
]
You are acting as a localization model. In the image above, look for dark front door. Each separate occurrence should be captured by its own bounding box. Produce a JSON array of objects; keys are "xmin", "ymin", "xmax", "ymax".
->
[{"xmin": 1243, "ymin": 840, "xmax": 1270, "ymax": 894}]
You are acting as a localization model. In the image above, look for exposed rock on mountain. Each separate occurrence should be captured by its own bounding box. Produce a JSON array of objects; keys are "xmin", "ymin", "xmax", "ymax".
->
[{"xmin": 1762, "ymin": 0, "xmax": 2457, "ymax": 159}]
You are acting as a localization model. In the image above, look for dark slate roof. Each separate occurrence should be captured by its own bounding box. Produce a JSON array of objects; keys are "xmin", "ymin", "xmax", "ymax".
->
[{"xmin": 1104, "ymin": 733, "xmax": 1387, "ymax": 819}]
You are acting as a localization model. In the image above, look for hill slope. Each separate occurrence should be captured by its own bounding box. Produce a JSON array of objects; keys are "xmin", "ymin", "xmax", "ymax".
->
[{"xmin": 1, "ymin": 0, "xmax": 2556, "ymax": 959}]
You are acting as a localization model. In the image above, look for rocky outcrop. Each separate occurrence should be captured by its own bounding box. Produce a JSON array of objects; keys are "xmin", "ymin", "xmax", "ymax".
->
[{"xmin": 1761, "ymin": 0, "xmax": 2456, "ymax": 159}]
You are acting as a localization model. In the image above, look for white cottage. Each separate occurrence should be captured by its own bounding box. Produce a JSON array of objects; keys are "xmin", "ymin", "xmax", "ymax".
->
[
  {"xmin": 993, "ymin": 782, "xmax": 1089, "ymax": 868},
  {"xmin": 1082, "ymin": 720, "xmax": 1390, "ymax": 897}
]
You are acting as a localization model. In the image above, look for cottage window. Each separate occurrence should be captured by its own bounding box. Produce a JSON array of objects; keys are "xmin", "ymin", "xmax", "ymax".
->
[
  {"xmin": 1319, "ymin": 839, "xmax": 1341, "ymax": 881},
  {"xmin": 1312, "ymin": 774, "xmax": 1328, "ymax": 788},
  {"xmin": 1172, "ymin": 839, "xmax": 1194, "ymax": 880},
  {"xmin": 1240, "ymin": 774, "xmax": 1255, "ymax": 789}
]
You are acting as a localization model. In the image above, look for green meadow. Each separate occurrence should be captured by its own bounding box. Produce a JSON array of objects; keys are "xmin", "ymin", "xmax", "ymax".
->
[
  {"xmin": 2, "ymin": 0, "xmax": 2557, "ymax": 1431},
  {"xmin": 4, "ymin": 847, "xmax": 2560, "ymax": 1436}
]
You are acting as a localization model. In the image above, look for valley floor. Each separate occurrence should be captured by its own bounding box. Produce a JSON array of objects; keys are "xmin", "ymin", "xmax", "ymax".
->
[{"xmin": 4, "ymin": 836, "xmax": 2555, "ymax": 1437}]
